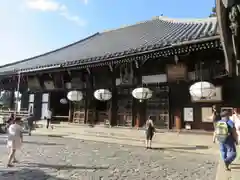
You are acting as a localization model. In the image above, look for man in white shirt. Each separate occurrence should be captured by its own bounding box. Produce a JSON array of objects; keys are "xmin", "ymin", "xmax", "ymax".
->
[
  {"xmin": 46, "ymin": 109, "xmax": 53, "ymax": 129},
  {"xmin": 231, "ymin": 108, "xmax": 240, "ymax": 142}
]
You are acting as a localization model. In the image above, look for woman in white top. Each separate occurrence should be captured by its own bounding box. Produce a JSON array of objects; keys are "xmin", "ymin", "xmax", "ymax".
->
[
  {"xmin": 7, "ymin": 118, "xmax": 23, "ymax": 167},
  {"xmin": 232, "ymin": 108, "xmax": 240, "ymax": 142}
]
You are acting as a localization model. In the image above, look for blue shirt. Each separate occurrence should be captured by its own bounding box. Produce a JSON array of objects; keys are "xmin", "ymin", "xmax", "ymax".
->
[{"xmin": 218, "ymin": 119, "xmax": 235, "ymax": 146}]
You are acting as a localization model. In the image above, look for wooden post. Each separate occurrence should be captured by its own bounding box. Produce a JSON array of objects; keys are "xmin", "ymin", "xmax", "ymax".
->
[
  {"xmin": 68, "ymin": 101, "xmax": 73, "ymax": 123},
  {"xmin": 174, "ymin": 109, "xmax": 182, "ymax": 133},
  {"xmin": 10, "ymin": 90, "xmax": 15, "ymax": 110},
  {"xmin": 109, "ymin": 65, "xmax": 117, "ymax": 127},
  {"xmin": 134, "ymin": 60, "xmax": 144, "ymax": 128},
  {"xmin": 85, "ymin": 69, "xmax": 94, "ymax": 125}
]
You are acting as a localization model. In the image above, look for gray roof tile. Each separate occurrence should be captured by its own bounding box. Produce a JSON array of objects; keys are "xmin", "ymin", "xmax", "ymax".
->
[{"xmin": 0, "ymin": 16, "xmax": 218, "ymax": 74}]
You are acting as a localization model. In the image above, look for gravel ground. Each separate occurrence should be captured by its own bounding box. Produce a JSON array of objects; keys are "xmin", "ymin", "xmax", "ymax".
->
[{"xmin": 0, "ymin": 135, "xmax": 218, "ymax": 180}]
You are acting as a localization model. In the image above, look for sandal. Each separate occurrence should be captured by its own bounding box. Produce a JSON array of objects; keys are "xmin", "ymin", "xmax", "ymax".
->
[
  {"xmin": 7, "ymin": 164, "xmax": 14, "ymax": 167},
  {"xmin": 13, "ymin": 160, "xmax": 19, "ymax": 163}
]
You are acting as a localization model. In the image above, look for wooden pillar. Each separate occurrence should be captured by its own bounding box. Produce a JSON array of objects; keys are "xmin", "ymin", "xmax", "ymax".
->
[
  {"xmin": 133, "ymin": 60, "xmax": 144, "ymax": 128},
  {"xmin": 109, "ymin": 65, "xmax": 117, "ymax": 126},
  {"xmin": 85, "ymin": 69, "xmax": 95, "ymax": 125},
  {"xmin": 174, "ymin": 109, "xmax": 182, "ymax": 132},
  {"xmin": 9, "ymin": 90, "xmax": 15, "ymax": 110},
  {"xmin": 68, "ymin": 101, "xmax": 73, "ymax": 122},
  {"xmin": 84, "ymin": 92, "xmax": 88, "ymax": 124},
  {"xmin": 20, "ymin": 90, "xmax": 29, "ymax": 110}
]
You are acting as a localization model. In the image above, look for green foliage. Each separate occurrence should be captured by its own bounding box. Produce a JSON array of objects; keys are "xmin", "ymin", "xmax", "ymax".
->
[{"xmin": 209, "ymin": 6, "xmax": 216, "ymax": 17}]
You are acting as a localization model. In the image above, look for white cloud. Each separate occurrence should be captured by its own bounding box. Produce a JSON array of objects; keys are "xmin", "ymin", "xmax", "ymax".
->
[
  {"xmin": 60, "ymin": 11, "xmax": 86, "ymax": 26},
  {"xmin": 25, "ymin": 0, "xmax": 86, "ymax": 26},
  {"xmin": 25, "ymin": 0, "xmax": 65, "ymax": 11},
  {"xmin": 83, "ymin": 0, "xmax": 88, "ymax": 5}
]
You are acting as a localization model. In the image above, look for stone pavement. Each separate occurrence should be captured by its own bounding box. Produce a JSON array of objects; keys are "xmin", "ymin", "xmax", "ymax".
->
[
  {"xmin": 34, "ymin": 124, "xmax": 219, "ymax": 156},
  {"xmin": 231, "ymin": 153, "xmax": 240, "ymax": 180},
  {"xmin": 0, "ymin": 135, "xmax": 217, "ymax": 180},
  {"xmin": 33, "ymin": 124, "xmax": 240, "ymax": 179}
]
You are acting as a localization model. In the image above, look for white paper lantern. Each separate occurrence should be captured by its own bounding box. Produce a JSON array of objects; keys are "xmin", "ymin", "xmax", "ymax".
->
[
  {"xmin": 94, "ymin": 89, "xmax": 112, "ymax": 101},
  {"xmin": 67, "ymin": 90, "xmax": 83, "ymax": 101},
  {"xmin": 132, "ymin": 87, "xmax": 153, "ymax": 101},
  {"xmin": 60, "ymin": 98, "xmax": 68, "ymax": 104},
  {"xmin": 189, "ymin": 81, "xmax": 216, "ymax": 99}
]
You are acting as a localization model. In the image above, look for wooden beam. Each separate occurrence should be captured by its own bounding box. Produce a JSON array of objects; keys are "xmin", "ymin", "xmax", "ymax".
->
[
  {"xmin": 67, "ymin": 69, "xmax": 71, "ymax": 76},
  {"xmin": 134, "ymin": 60, "xmax": 139, "ymax": 69},
  {"xmin": 86, "ymin": 67, "xmax": 91, "ymax": 74},
  {"xmin": 108, "ymin": 64, "xmax": 113, "ymax": 72}
]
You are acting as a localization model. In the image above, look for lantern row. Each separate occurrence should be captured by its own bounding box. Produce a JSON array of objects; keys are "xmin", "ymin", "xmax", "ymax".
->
[{"xmin": 62, "ymin": 81, "xmax": 217, "ymax": 103}]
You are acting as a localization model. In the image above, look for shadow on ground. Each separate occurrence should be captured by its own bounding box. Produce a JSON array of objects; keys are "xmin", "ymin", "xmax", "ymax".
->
[
  {"xmin": 0, "ymin": 140, "xmax": 63, "ymax": 146},
  {"xmin": 22, "ymin": 141, "xmax": 63, "ymax": 146},
  {"xmin": 0, "ymin": 168, "xmax": 67, "ymax": 180},
  {"xmin": 25, "ymin": 162, "xmax": 109, "ymax": 170},
  {"xmin": 151, "ymin": 145, "xmax": 209, "ymax": 151},
  {"xmin": 231, "ymin": 163, "xmax": 240, "ymax": 170}
]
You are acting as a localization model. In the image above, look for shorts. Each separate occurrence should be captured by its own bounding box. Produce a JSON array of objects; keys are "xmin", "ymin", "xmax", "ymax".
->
[
  {"xmin": 146, "ymin": 132, "xmax": 154, "ymax": 140},
  {"xmin": 7, "ymin": 138, "xmax": 22, "ymax": 150}
]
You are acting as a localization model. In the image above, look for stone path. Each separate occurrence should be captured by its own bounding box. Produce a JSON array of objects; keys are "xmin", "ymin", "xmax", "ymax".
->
[{"xmin": 0, "ymin": 135, "xmax": 218, "ymax": 180}]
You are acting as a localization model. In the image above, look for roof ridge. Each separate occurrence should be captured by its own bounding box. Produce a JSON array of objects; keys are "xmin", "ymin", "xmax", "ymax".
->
[
  {"xmin": 0, "ymin": 32, "xmax": 100, "ymax": 69},
  {"xmin": 157, "ymin": 16, "xmax": 216, "ymax": 24},
  {"xmin": 101, "ymin": 16, "xmax": 216, "ymax": 33}
]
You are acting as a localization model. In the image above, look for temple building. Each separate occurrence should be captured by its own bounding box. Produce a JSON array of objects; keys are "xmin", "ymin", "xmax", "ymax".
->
[{"xmin": 0, "ymin": 16, "xmax": 239, "ymax": 131}]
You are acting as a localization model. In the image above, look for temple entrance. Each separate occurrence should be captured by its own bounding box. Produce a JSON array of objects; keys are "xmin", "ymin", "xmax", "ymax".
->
[
  {"xmin": 95, "ymin": 100, "xmax": 108, "ymax": 124},
  {"xmin": 117, "ymin": 87, "xmax": 133, "ymax": 127},
  {"xmin": 146, "ymin": 85, "xmax": 169, "ymax": 129},
  {"xmin": 49, "ymin": 91, "xmax": 69, "ymax": 121}
]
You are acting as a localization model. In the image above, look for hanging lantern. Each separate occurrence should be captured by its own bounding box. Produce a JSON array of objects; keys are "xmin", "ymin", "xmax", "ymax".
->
[
  {"xmin": 132, "ymin": 87, "xmax": 153, "ymax": 102},
  {"xmin": 94, "ymin": 89, "xmax": 112, "ymax": 101},
  {"xmin": 67, "ymin": 90, "xmax": 83, "ymax": 102},
  {"xmin": 60, "ymin": 98, "xmax": 68, "ymax": 104},
  {"xmin": 189, "ymin": 81, "xmax": 216, "ymax": 99}
]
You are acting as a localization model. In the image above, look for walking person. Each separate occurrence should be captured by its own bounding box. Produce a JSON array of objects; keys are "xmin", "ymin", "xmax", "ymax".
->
[
  {"xmin": 215, "ymin": 110, "xmax": 238, "ymax": 171},
  {"xmin": 232, "ymin": 108, "xmax": 240, "ymax": 142},
  {"xmin": 145, "ymin": 116, "xmax": 155, "ymax": 149},
  {"xmin": 211, "ymin": 105, "xmax": 221, "ymax": 143},
  {"xmin": 46, "ymin": 108, "xmax": 53, "ymax": 129},
  {"xmin": 25, "ymin": 113, "xmax": 34, "ymax": 136},
  {"xmin": 6, "ymin": 118, "xmax": 23, "ymax": 167}
]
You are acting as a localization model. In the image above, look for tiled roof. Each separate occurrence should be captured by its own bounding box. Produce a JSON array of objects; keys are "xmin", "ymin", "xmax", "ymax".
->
[{"xmin": 0, "ymin": 16, "xmax": 219, "ymax": 74}]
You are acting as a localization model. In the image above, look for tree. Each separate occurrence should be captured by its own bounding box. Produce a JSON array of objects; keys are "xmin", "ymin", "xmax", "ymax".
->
[{"xmin": 209, "ymin": 7, "xmax": 216, "ymax": 17}]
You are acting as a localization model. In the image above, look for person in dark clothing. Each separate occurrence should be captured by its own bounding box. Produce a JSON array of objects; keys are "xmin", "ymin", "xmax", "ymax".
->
[
  {"xmin": 145, "ymin": 116, "xmax": 155, "ymax": 149},
  {"xmin": 46, "ymin": 108, "xmax": 53, "ymax": 129},
  {"xmin": 26, "ymin": 114, "xmax": 34, "ymax": 136},
  {"xmin": 7, "ymin": 113, "xmax": 15, "ymax": 124}
]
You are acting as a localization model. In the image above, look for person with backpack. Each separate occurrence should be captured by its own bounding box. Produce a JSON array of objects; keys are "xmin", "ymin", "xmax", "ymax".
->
[
  {"xmin": 145, "ymin": 116, "xmax": 155, "ymax": 149},
  {"xmin": 211, "ymin": 105, "xmax": 221, "ymax": 143},
  {"xmin": 215, "ymin": 110, "xmax": 238, "ymax": 171}
]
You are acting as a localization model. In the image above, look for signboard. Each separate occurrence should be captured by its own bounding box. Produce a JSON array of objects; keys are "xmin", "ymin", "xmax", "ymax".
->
[
  {"xmin": 201, "ymin": 107, "xmax": 213, "ymax": 122},
  {"xmin": 167, "ymin": 63, "xmax": 187, "ymax": 82},
  {"xmin": 191, "ymin": 86, "xmax": 222, "ymax": 102},
  {"xmin": 184, "ymin": 107, "xmax": 194, "ymax": 122}
]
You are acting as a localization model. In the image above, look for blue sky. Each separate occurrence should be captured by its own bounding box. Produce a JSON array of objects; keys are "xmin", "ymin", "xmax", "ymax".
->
[{"xmin": 0, "ymin": 0, "xmax": 215, "ymax": 65}]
